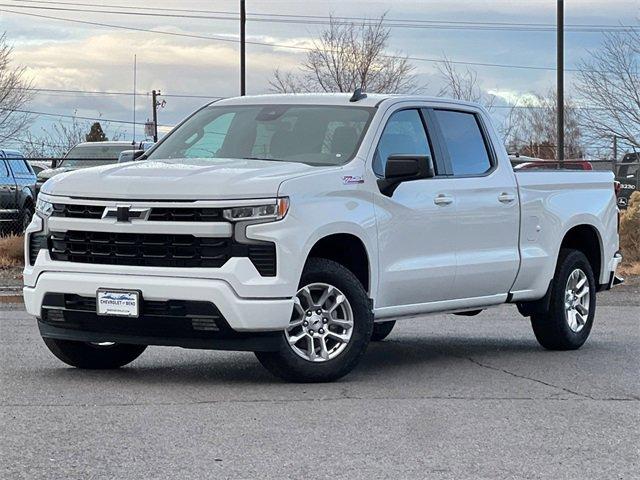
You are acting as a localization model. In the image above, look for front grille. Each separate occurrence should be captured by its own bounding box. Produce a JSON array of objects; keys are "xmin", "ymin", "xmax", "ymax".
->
[
  {"xmin": 148, "ymin": 208, "xmax": 223, "ymax": 222},
  {"xmin": 52, "ymin": 203, "xmax": 105, "ymax": 219},
  {"xmin": 47, "ymin": 230, "xmax": 277, "ymax": 275},
  {"xmin": 52, "ymin": 203, "xmax": 224, "ymax": 222},
  {"xmin": 49, "ymin": 231, "xmax": 231, "ymax": 268},
  {"xmin": 29, "ymin": 233, "xmax": 47, "ymax": 265}
]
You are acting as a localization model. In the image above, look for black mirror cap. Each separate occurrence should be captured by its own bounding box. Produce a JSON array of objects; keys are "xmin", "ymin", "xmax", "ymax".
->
[
  {"xmin": 118, "ymin": 149, "xmax": 145, "ymax": 163},
  {"xmin": 378, "ymin": 154, "xmax": 434, "ymax": 197}
]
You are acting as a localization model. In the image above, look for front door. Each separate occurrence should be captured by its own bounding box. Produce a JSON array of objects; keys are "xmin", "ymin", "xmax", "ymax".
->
[{"xmin": 373, "ymin": 108, "xmax": 458, "ymax": 308}]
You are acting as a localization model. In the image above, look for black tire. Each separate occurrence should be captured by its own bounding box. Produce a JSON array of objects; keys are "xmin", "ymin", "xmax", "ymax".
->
[
  {"xmin": 371, "ymin": 321, "xmax": 396, "ymax": 341},
  {"xmin": 531, "ymin": 249, "xmax": 597, "ymax": 350},
  {"xmin": 20, "ymin": 205, "xmax": 34, "ymax": 233},
  {"xmin": 255, "ymin": 258, "xmax": 374, "ymax": 382},
  {"xmin": 42, "ymin": 337, "xmax": 147, "ymax": 369}
]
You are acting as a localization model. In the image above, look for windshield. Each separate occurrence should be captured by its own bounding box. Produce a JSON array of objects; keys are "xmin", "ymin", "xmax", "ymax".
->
[
  {"xmin": 147, "ymin": 104, "xmax": 375, "ymax": 166},
  {"xmin": 61, "ymin": 144, "xmax": 133, "ymax": 168}
]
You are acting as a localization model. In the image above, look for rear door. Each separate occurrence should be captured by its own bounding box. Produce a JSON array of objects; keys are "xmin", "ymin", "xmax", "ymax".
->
[{"xmin": 429, "ymin": 108, "xmax": 520, "ymax": 299}]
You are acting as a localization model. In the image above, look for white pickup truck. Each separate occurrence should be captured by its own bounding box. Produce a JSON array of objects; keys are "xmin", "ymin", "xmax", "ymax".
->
[{"xmin": 24, "ymin": 93, "xmax": 622, "ymax": 382}]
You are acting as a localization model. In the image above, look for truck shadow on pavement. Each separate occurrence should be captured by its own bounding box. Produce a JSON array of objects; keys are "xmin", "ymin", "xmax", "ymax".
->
[{"xmin": 35, "ymin": 334, "xmax": 606, "ymax": 386}]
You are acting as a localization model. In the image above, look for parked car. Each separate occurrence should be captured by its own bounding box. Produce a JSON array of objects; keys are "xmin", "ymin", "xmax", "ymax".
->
[
  {"xmin": 28, "ymin": 159, "xmax": 54, "ymax": 175},
  {"xmin": 614, "ymin": 152, "xmax": 639, "ymax": 209},
  {"xmin": 36, "ymin": 141, "xmax": 154, "ymax": 191},
  {"xmin": 25, "ymin": 93, "xmax": 622, "ymax": 382},
  {"xmin": 0, "ymin": 149, "xmax": 37, "ymax": 235},
  {"xmin": 511, "ymin": 155, "xmax": 593, "ymax": 171}
]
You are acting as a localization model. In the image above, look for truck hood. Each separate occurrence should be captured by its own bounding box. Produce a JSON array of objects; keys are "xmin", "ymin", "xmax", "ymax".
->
[
  {"xmin": 37, "ymin": 166, "xmax": 77, "ymax": 182},
  {"xmin": 41, "ymin": 158, "xmax": 319, "ymax": 200}
]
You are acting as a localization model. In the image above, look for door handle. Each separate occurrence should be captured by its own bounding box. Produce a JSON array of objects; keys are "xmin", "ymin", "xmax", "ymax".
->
[
  {"xmin": 434, "ymin": 194, "xmax": 453, "ymax": 206},
  {"xmin": 498, "ymin": 193, "xmax": 516, "ymax": 204}
]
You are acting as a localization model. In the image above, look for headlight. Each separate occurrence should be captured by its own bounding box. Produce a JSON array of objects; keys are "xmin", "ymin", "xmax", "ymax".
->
[
  {"xmin": 223, "ymin": 197, "xmax": 289, "ymax": 222},
  {"xmin": 36, "ymin": 198, "xmax": 54, "ymax": 218}
]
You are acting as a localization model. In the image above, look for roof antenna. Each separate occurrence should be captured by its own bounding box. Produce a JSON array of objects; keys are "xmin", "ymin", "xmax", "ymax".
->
[{"xmin": 349, "ymin": 87, "xmax": 367, "ymax": 103}]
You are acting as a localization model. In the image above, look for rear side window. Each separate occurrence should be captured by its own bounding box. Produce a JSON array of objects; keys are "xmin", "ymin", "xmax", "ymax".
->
[
  {"xmin": 7, "ymin": 159, "xmax": 32, "ymax": 176},
  {"xmin": 434, "ymin": 110, "xmax": 492, "ymax": 176},
  {"xmin": 0, "ymin": 160, "xmax": 8, "ymax": 177},
  {"xmin": 374, "ymin": 109, "xmax": 432, "ymax": 177}
]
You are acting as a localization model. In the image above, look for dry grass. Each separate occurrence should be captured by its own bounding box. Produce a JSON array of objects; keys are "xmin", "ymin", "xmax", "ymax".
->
[
  {"xmin": 620, "ymin": 191, "xmax": 640, "ymax": 265},
  {"xmin": 0, "ymin": 234, "xmax": 24, "ymax": 270}
]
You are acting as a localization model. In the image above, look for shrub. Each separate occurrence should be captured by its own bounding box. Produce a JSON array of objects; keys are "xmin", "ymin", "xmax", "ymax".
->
[
  {"xmin": 0, "ymin": 234, "xmax": 24, "ymax": 269},
  {"xmin": 620, "ymin": 192, "xmax": 640, "ymax": 264}
]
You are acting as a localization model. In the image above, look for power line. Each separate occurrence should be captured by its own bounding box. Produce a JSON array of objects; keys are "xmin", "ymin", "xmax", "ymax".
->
[
  {"xmin": 0, "ymin": 107, "xmax": 173, "ymax": 127},
  {"xmin": 0, "ymin": 8, "xmax": 620, "ymax": 73},
  {"xmin": 13, "ymin": 86, "xmax": 224, "ymax": 99},
  {"xmin": 9, "ymin": 0, "xmax": 638, "ymax": 32}
]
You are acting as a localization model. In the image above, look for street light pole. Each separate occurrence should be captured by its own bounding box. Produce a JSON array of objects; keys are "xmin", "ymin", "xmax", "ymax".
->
[
  {"xmin": 557, "ymin": 0, "xmax": 564, "ymax": 162},
  {"xmin": 240, "ymin": 0, "xmax": 246, "ymax": 96}
]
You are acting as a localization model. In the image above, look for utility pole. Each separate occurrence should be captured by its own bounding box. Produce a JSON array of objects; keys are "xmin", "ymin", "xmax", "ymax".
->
[
  {"xmin": 240, "ymin": 0, "xmax": 246, "ymax": 96},
  {"xmin": 132, "ymin": 54, "xmax": 137, "ymax": 144},
  {"xmin": 557, "ymin": 0, "xmax": 564, "ymax": 162},
  {"xmin": 151, "ymin": 90, "xmax": 162, "ymax": 142}
]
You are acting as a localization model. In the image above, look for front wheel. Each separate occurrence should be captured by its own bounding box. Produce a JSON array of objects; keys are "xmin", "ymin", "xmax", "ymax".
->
[
  {"xmin": 531, "ymin": 249, "xmax": 597, "ymax": 350},
  {"xmin": 255, "ymin": 258, "xmax": 374, "ymax": 382},
  {"xmin": 42, "ymin": 337, "xmax": 147, "ymax": 369}
]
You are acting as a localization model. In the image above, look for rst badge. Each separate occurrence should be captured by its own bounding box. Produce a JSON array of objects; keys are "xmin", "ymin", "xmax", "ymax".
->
[{"xmin": 342, "ymin": 175, "xmax": 364, "ymax": 185}]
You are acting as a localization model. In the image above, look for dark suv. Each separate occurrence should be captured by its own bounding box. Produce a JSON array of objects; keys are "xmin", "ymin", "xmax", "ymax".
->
[
  {"xmin": 615, "ymin": 153, "xmax": 639, "ymax": 209},
  {"xmin": 0, "ymin": 149, "xmax": 37, "ymax": 235}
]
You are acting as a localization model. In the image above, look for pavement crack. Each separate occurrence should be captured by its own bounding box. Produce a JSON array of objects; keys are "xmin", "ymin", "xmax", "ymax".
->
[{"xmin": 465, "ymin": 356, "xmax": 596, "ymax": 400}]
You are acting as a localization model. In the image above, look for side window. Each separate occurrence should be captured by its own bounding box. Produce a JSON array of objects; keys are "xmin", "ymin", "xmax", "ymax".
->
[
  {"xmin": 373, "ymin": 109, "xmax": 431, "ymax": 177},
  {"xmin": 0, "ymin": 160, "xmax": 8, "ymax": 177},
  {"xmin": 7, "ymin": 159, "xmax": 31, "ymax": 176},
  {"xmin": 433, "ymin": 110, "xmax": 492, "ymax": 176}
]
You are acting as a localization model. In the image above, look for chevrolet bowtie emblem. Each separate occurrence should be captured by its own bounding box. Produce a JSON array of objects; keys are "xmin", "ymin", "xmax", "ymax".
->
[{"xmin": 102, "ymin": 206, "xmax": 150, "ymax": 222}]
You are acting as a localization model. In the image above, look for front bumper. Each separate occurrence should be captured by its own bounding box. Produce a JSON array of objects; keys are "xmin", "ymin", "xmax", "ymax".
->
[{"xmin": 24, "ymin": 271, "xmax": 295, "ymax": 335}]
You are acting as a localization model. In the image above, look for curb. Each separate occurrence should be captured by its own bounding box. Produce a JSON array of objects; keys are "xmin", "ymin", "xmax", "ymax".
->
[{"xmin": 0, "ymin": 287, "xmax": 22, "ymax": 304}]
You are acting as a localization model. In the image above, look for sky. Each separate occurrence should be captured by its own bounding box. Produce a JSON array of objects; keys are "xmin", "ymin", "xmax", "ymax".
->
[{"xmin": 0, "ymin": 0, "xmax": 638, "ymax": 152}]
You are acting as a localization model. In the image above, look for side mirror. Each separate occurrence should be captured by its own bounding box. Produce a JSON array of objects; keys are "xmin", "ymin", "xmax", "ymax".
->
[
  {"xmin": 378, "ymin": 154, "xmax": 434, "ymax": 197},
  {"xmin": 51, "ymin": 159, "xmax": 58, "ymax": 169},
  {"xmin": 118, "ymin": 150, "xmax": 145, "ymax": 163}
]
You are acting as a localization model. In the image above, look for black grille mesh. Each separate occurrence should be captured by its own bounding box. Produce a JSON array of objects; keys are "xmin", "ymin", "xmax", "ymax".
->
[
  {"xmin": 47, "ymin": 231, "xmax": 277, "ymax": 275},
  {"xmin": 49, "ymin": 231, "xmax": 231, "ymax": 268}
]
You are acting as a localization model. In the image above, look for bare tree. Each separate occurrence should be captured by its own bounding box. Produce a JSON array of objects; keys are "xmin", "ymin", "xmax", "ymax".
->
[
  {"xmin": 270, "ymin": 15, "xmax": 418, "ymax": 94},
  {"xmin": 0, "ymin": 33, "xmax": 33, "ymax": 143},
  {"xmin": 505, "ymin": 89, "xmax": 584, "ymax": 159},
  {"xmin": 576, "ymin": 29, "xmax": 639, "ymax": 149},
  {"xmin": 22, "ymin": 117, "xmax": 124, "ymax": 157},
  {"xmin": 436, "ymin": 56, "xmax": 495, "ymax": 108}
]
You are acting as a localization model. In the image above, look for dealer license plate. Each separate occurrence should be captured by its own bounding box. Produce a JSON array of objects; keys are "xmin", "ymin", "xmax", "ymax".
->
[{"xmin": 96, "ymin": 289, "xmax": 140, "ymax": 318}]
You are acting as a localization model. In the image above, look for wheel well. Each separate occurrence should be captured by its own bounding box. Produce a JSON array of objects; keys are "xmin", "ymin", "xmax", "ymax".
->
[
  {"xmin": 560, "ymin": 225, "xmax": 602, "ymax": 282},
  {"xmin": 307, "ymin": 234, "xmax": 370, "ymax": 292},
  {"xmin": 23, "ymin": 197, "xmax": 34, "ymax": 211}
]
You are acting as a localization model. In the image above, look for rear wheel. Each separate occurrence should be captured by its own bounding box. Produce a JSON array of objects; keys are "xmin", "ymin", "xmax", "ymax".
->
[
  {"xmin": 531, "ymin": 249, "xmax": 596, "ymax": 350},
  {"xmin": 255, "ymin": 258, "xmax": 373, "ymax": 382},
  {"xmin": 42, "ymin": 337, "xmax": 147, "ymax": 369},
  {"xmin": 371, "ymin": 321, "xmax": 396, "ymax": 341}
]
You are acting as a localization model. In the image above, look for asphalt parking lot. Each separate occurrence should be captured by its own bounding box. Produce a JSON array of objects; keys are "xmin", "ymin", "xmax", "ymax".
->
[{"xmin": 1, "ymin": 283, "xmax": 638, "ymax": 480}]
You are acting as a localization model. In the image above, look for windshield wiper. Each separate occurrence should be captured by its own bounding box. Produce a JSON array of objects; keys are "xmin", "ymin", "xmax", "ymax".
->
[{"xmin": 244, "ymin": 156, "xmax": 287, "ymax": 162}]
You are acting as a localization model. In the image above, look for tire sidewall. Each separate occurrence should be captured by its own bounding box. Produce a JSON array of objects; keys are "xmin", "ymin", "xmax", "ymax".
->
[
  {"xmin": 264, "ymin": 258, "xmax": 373, "ymax": 381},
  {"xmin": 550, "ymin": 250, "xmax": 597, "ymax": 347}
]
